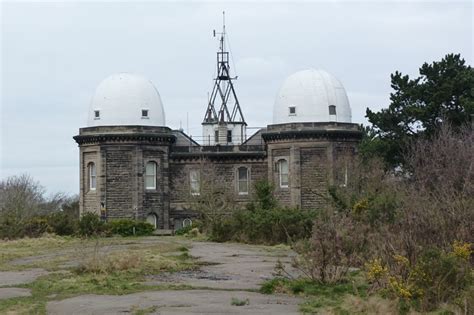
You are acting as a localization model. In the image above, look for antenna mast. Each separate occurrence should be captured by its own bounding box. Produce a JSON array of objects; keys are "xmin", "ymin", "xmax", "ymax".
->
[{"xmin": 202, "ymin": 11, "xmax": 246, "ymax": 125}]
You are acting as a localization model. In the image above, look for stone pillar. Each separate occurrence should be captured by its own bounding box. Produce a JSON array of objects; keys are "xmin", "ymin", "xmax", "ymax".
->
[{"xmin": 290, "ymin": 145, "xmax": 301, "ymax": 208}]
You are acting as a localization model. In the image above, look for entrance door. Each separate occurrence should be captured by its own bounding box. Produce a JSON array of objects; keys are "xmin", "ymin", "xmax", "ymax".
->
[{"xmin": 146, "ymin": 213, "xmax": 157, "ymax": 229}]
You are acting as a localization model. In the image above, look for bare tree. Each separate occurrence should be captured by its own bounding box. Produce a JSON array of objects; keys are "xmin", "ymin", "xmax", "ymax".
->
[{"xmin": 172, "ymin": 158, "xmax": 237, "ymax": 233}]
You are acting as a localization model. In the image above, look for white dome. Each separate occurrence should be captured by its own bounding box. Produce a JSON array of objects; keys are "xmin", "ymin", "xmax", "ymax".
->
[
  {"xmin": 87, "ymin": 73, "xmax": 165, "ymax": 127},
  {"xmin": 273, "ymin": 69, "xmax": 352, "ymax": 124}
]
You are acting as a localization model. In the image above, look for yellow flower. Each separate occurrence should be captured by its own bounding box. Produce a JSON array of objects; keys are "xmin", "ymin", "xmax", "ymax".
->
[
  {"xmin": 389, "ymin": 276, "xmax": 413, "ymax": 299},
  {"xmin": 393, "ymin": 254, "xmax": 409, "ymax": 266},
  {"xmin": 352, "ymin": 198, "xmax": 369, "ymax": 215},
  {"xmin": 452, "ymin": 241, "xmax": 472, "ymax": 260},
  {"xmin": 365, "ymin": 258, "xmax": 388, "ymax": 281}
]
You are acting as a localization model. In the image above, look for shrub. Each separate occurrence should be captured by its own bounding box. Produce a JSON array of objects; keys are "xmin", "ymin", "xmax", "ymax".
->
[
  {"xmin": 208, "ymin": 180, "xmax": 315, "ymax": 244},
  {"xmin": 23, "ymin": 217, "xmax": 51, "ymax": 238},
  {"xmin": 0, "ymin": 211, "xmax": 26, "ymax": 239},
  {"xmin": 366, "ymin": 244, "xmax": 473, "ymax": 312},
  {"xmin": 106, "ymin": 219, "xmax": 154, "ymax": 237},
  {"xmin": 174, "ymin": 224, "xmax": 193, "ymax": 236},
  {"xmin": 207, "ymin": 206, "xmax": 315, "ymax": 244},
  {"xmin": 47, "ymin": 211, "xmax": 77, "ymax": 236},
  {"xmin": 293, "ymin": 210, "xmax": 370, "ymax": 284},
  {"xmin": 78, "ymin": 212, "xmax": 105, "ymax": 237}
]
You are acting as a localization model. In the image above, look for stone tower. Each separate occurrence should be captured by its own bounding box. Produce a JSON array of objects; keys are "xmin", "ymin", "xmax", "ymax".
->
[{"xmin": 73, "ymin": 73, "xmax": 173, "ymax": 229}]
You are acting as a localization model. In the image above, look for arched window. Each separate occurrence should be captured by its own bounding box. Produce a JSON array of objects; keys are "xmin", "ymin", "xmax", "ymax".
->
[
  {"xmin": 237, "ymin": 167, "xmax": 249, "ymax": 195},
  {"xmin": 278, "ymin": 159, "xmax": 289, "ymax": 188},
  {"xmin": 145, "ymin": 162, "xmax": 157, "ymax": 190},
  {"xmin": 88, "ymin": 162, "xmax": 96, "ymax": 191},
  {"xmin": 146, "ymin": 213, "xmax": 157, "ymax": 229},
  {"xmin": 183, "ymin": 218, "xmax": 193, "ymax": 228},
  {"xmin": 190, "ymin": 170, "xmax": 200, "ymax": 195}
]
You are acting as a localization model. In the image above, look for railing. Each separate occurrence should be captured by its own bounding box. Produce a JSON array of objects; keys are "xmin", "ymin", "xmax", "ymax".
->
[{"xmin": 171, "ymin": 144, "xmax": 265, "ymax": 153}]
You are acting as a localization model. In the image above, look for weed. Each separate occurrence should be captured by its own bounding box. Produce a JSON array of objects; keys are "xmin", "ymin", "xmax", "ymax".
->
[
  {"xmin": 231, "ymin": 297, "xmax": 249, "ymax": 306},
  {"xmin": 131, "ymin": 305, "xmax": 158, "ymax": 315}
]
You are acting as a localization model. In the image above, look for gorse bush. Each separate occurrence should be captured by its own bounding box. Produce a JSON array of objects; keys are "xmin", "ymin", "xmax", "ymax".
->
[
  {"xmin": 365, "ymin": 243, "xmax": 472, "ymax": 312},
  {"xmin": 300, "ymin": 124, "xmax": 474, "ymax": 312}
]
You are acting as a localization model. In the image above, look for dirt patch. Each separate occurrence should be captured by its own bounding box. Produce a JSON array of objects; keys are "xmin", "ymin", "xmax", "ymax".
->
[
  {"xmin": 46, "ymin": 289, "xmax": 302, "ymax": 314},
  {"xmin": 0, "ymin": 268, "xmax": 48, "ymax": 286},
  {"xmin": 0, "ymin": 288, "xmax": 31, "ymax": 300}
]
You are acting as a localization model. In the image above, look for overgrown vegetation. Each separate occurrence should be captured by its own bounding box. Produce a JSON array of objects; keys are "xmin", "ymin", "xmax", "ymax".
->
[
  {"xmin": 0, "ymin": 236, "xmax": 197, "ymax": 314},
  {"xmin": 289, "ymin": 125, "xmax": 473, "ymax": 313},
  {"xmin": 0, "ymin": 181, "xmax": 155, "ymax": 239},
  {"xmin": 193, "ymin": 180, "xmax": 315, "ymax": 244}
]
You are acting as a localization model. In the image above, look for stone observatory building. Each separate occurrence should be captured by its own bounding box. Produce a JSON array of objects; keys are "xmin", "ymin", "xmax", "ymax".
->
[{"xmin": 74, "ymin": 30, "xmax": 362, "ymax": 231}]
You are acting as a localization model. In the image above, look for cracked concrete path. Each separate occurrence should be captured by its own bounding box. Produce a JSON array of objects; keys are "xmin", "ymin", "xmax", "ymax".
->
[
  {"xmin": 46, "ymin": 289, "xmax": 302, "ymax": 315},
  {"xmin": 146, "ymin": 241, "xmax": 299, "ymax": 290},
  {"xmin": 46, "ymin": 240, "xmax": 302, "ymax": 314},
  {"xmin": 0, "ymin": 288, "xmax": 31, "ymax": 300},
  {"xmin": 0, "ymin": 268, "xmax": 48, "ymax": 286}
]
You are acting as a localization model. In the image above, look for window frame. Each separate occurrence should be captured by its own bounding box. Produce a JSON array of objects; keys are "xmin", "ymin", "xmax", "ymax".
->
[
  {"xmin": 88, "ymin": 162, "xmax": 97, "ymax": 191},
  {"xmin": 289, "ymin": 106, "xmax": 296, "ymax": 116},
  {"xmin": 189, "ymin": 169, "xmax": 200, "ymax": 196},
  {"xmin": 145, "ymin": 161, "xmax": 157, "ymax": 190},
  {"xmin": 141, "ymin": 109, "xmax": 149, "ymax": 119},
  {"xmin": 237, "ymin": 166, "xmax": 250, "ymax": 195},
  {"xmin": 94, "ymin": 110, "xmax": 100, "ymax": 120},
  {"xmin": 278, "ymin": 159, "xmax": 289, "ymax": 188},
  {"xmin": 227, "ymin": 130, "xmax": 232, "ymax": 143}
]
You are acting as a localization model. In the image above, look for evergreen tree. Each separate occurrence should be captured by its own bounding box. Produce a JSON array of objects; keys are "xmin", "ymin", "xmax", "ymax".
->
[{"xmin": 364, "ymin": 54, "xmax": 474, "ymax": 167}]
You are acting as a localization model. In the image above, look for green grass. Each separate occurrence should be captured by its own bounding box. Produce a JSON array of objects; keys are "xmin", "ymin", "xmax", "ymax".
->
[{"xmin": 260, "ymin": 275, "xmax": 370, "ymax": 314}]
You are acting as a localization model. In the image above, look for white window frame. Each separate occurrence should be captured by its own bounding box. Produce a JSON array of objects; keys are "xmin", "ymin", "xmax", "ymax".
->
[
  {"xmin": 94, "ymin": 110, "xmax": 100, "ymax": 120},
  {"xmin": 289, "ymin": 106, "xmax": 296, "ymax": 116},
  {"xmin": 88, "ymin": 162, "xmax": 96, "ymax": 191},
  {"xmin": 278, "ymin": 159, "xmax": 289, "ymax": 188},
  {"xmin": 190, "ymin": 170, "xmax": 200, "ymax": 196},
  {"xmin": 183, "ymin": 218, "xmax": 193, "ymax": 228},
  {"xmin": 141, "ymin": 109, "xmax": 149, "ymax": 119},
  {"xmin": 237, "ymin": 166, "xmax": 249, "ymax": 195},
  {"xmin": 145, "ymin": 161, "xmax": 157, "ymax": 190}
]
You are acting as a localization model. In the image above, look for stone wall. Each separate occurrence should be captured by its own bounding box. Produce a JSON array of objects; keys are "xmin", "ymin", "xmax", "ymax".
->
[
  {"xmin": 300, "ymin": 147, "xmax": 328, "ymax": 210},
  {"xmin": 105, "ymin": 147, "xmax": 134, "ymax": 218},
  {"xmin": 169, "ymin": 157, "xmax": 267, "ymax": 229},
  {"xmin": 75, "ymin": 123, "xmax": 362, "ymax": 230}
]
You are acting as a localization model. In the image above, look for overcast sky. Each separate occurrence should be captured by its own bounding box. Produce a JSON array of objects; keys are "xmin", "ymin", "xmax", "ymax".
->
[{"xmin": 1, "ymin": 0, "xmax": 472, "ymax": 196}]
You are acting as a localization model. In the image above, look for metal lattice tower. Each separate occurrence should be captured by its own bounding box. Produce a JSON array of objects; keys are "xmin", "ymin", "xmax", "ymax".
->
[{"xmin": 202, "ymin": 12, "xmax": 246, "ymax": 126}]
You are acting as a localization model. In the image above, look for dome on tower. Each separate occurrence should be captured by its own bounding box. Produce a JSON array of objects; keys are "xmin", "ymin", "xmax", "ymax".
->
[
  {"xmin": 273, "ymin": 69, "xmax": 352, "ymax": 124},
  {"xmin": 87, "ymin": 73, "xmax": 165, "ymax": 127}
]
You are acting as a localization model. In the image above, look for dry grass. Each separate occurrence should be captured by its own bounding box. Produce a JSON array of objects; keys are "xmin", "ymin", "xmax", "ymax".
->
[
  {"xmin": 0, "ymin": 234, "xmax": 77, "ymax": 270},
  {"xmin": 0, "ymin": 236, "xmax": 197, "ymax": 314},
  {"xmin": 76, "ymin": 252, "xmax": 143, "ymax": 274},
  {"xmin": 340, "ymin": 295, "xmax": 398, "ymax": 314}
]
